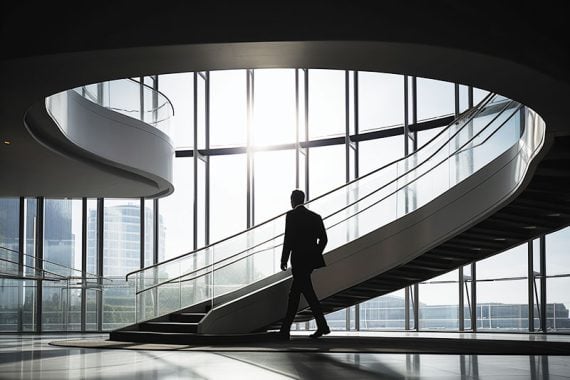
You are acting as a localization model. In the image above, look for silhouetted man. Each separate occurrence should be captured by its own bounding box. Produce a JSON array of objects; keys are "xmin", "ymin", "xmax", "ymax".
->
[{"xmin": 279, "ymin": 189, "xmax": 330, "ymax": 339}]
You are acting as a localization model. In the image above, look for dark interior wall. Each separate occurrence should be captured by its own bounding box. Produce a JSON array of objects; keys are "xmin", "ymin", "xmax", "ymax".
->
[{"xmin": 2, "ymin": 2, "xmax": 568, "ymax": 83}]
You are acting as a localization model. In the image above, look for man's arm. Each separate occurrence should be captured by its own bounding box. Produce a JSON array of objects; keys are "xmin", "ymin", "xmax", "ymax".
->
[
  {"xmin": 316, "ymin": 214, "xmax": 328, "ymax": 254},
  {"xmin": 281, "ymin": 212, "xmax": 292, "ymax": 271}
]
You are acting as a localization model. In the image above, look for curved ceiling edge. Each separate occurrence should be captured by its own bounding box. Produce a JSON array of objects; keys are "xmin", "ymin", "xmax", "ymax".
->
[{"xmin": 4, "ymin": 41, "xmax": 570, "ymax": 134}]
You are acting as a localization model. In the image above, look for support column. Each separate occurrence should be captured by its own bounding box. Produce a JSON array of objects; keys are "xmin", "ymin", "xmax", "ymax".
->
[
  {"xmin": 17, "ymin": 197, "xmax": 24, "ymax": 332},
  {"xmin": 35, "ymin": 197, "xmax": 44, "ymax": 333},
  {"xmin": 528, "ymin": 241, "xmax": 535, "ymax": 332},
  {"xmin": 539, "ymin": 235, "xmax": 547, "ymax": 333},
  {"xmin": 471, "ymin": 263, "xmax": 477, "ymax": 332}
]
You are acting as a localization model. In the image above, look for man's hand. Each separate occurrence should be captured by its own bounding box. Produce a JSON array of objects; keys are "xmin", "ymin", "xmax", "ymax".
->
[{"xmin": 280, "ymin": 262, "xmax": 287, "ymax": 271}]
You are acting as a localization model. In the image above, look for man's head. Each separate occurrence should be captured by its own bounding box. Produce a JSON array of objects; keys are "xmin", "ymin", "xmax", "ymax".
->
[{"xmin": 290, "ymin": 189, "xmax": 305, "ymax": 208}]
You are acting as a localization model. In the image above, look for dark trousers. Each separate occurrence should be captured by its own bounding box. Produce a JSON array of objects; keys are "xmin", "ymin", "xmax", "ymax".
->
[{"xmin": 280, "ymin": 269, "xmax": 329, "ymax": 332}]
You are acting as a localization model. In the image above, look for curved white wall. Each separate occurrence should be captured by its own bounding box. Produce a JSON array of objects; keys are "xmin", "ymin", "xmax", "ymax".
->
[{"xmin": 44, "ymin": 90, "xmax": 174, "ymax": 197}]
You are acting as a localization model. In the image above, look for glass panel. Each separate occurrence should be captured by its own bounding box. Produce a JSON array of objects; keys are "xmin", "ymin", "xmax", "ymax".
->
[
  {"xmin": 309, "ymin": 145, "xmax": 346, "ymax": 199},
  {"xmin": 211, "ymin": 154, "xmax": 247, "ymax": 242},
  {"xmin": 43, "ymin": 199, "xmax": 82, "ymax": 275},
  {"xmin": 473, "ymin": 88, "xmax": 490, "ymax": 105},
  {"xmin": 309, "ymin": 70, "xmax": 345, "ymax": 139},
  {"xmin": 532, "ymin": 237, "xmax": 541, "ymax": 331},
  {"xmin": 24, "ymin": 199, "xmax": 37, "ymax": 278},
  {"xmin": 160, "ymin": 157, "xmax": 194, "ymax": 259},
  {"xmin": 102, "ymin": 199, "xmax": 140, "ymax": 330},
  {"xmin": 476, "ymin": 244, "xmax": 529, "ymax": 331},
  {"xmin": 144, "ymin": 200, "xmax": 154, "ymax": 267},
  {"xmin": 197, "ymin": 160, "xmax": 207, "ymax": 248},
  {"xmin": 359, "ymin": 72, "xmax": 404, "ymax": 131},
  {"xmin": 158, "ymin": 73, "xmax": 194, "ymax": 149},
  {"xmin": 86, "ymin": 199, "xmax": 98, "ymax": 275},
  {"xmin": 253, "ymin": 69, "xmax": 296, "ymax": 146},
  {"xmin": 463, "ymin": 265, "xmax": 472, "ymax": 330},
  {"xmin": 210, "ymin": 70, "xmax": 247, "ymax": 147},
  {"xmin": 419, "ymin": 270, "xmax": 459, "ymax": 330},
  {"xmin": 42, "ymin": 199, "xmax": 82, "ymax": 331},
  {"xmin": 359, "ymin": 135, "xmax": 404, "ymax": 176},
  {"xmin": 66, "ymin": 78, "xmax": 173, "ymax": 137},
  {"xmin": 197, "ymin": 74, "xmax": 207, "ymax": 150},
  {"xmin": 0, "ymin": 197, "xmax": 19, "ymax": 254},
  {"xmin": 85, "ymin": 288, "xmax": 98, "ymax": 331},
  {"xmin": 546, "ymin": 227, "xmax": 570, "ymax": 332},
  {"xmin": 360, "ymin": 289, "xmax": 407, "ymax": 330},
  {"xmin": 254, "ymin": 150, "xmax": 296, "ymax": 223},
  {"xmin": 417, "ymin": 78, "xmax": 455, "ymax": 121},
  {"xmin": 459, "ymin": 85, "xmax": 470, "ymax": 113}
]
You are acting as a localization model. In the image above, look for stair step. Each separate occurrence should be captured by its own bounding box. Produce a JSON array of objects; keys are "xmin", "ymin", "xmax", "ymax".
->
[
  {"xmin": 170, "ymin": 313, "xmax": 206, "ymax": 323},
  {"xmin": 141, "ymin": 322, "xmax": 199, "ymax": 333},
  {"xmin": 110, "ymin": 330, "xmax": 283, "ymax": 345}
]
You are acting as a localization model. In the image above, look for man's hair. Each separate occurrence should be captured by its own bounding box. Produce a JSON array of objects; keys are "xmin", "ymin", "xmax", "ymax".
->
[{"xmin": 291, "ymin": 189, "xmax": 305, "ymax": 206}]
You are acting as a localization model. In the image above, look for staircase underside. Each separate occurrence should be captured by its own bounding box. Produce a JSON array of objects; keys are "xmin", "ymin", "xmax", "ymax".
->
[
  {"xmin": 267, "ymin": 135, "xmax": 570, "ymax": 329},
  {"xmin": 111, "ymin": 134, "xmax": 569, "ymax": 344}
]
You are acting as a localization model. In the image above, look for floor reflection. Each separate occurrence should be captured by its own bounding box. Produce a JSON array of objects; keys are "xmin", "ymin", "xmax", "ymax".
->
[{"xmin": 0, "ymin": 335, "xmax": 569, "ymax": 379}]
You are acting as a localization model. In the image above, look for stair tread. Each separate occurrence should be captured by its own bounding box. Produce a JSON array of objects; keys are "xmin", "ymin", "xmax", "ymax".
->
[
  {"xmin": 145, "ymin": 321, "xmax": 199, "ymax": 325},
  {"xmin": 114, "ymin": 330, "xmax": 275, "ymax": 337}
]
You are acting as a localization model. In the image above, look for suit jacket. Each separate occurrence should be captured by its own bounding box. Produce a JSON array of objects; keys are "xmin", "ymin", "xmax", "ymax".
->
[{"xmin": 281, "ymin": 205, "xmax": 327, "ymax": 272}]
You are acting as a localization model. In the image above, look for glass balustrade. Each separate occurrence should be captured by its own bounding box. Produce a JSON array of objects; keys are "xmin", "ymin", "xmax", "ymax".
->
[{"xmin": 71, "ymin": 78, "xmax": 174, "ymax": 138}]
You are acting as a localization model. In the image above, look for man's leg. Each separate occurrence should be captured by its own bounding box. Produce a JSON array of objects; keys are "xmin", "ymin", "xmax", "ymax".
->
[
  {"xmin": 280, "ymin": 276, "xmax": 302, "ymax": 334},
  {"xmin": 297, "ymin": 271, "xmax": 329, "ymax": 332}
]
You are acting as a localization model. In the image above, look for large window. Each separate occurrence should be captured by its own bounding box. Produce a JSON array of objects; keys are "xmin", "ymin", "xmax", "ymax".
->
[{"xmin": 4, "ymin": 69, "xmax": 535, "ymax": 334}]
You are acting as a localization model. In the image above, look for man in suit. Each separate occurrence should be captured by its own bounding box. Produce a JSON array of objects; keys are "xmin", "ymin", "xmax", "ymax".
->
[{"xmin": 279, "ymin": 189, "xmax": 330, "ymax": 339}]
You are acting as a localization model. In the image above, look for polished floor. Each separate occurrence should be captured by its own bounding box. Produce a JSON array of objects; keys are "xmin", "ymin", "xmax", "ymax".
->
[{"xmin": 1, "ymin": 332, "xmax": 570, "ymax": 379}]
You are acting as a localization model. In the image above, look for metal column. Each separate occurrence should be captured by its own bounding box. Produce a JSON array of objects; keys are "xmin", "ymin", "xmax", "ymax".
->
[
  {"xmin": 528, "ymin": 241, "xmax": 535, "ymax": 332},
  {"xmin": 539, "ymin": 235, "xmax": 547, "ymax": 332},
  {"xmin": 35, "ymin": 197, "xmax": 44, "ymax": 333}
]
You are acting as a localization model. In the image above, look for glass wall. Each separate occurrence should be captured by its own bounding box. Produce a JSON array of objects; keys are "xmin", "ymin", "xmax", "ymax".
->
[{"xmin": 4, "ymin": 69, "xmax": 565, "ymax": 334}]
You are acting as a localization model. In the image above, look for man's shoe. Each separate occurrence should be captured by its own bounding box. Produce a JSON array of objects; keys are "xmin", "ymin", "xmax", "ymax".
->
[{"xmin": 309, "ymin": 327, "xmax": 331, "ymax": 339}]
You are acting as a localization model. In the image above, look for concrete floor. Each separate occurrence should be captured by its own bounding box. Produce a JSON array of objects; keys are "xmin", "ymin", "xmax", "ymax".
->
[{"xmin": 1, "ymin": 332, "xmax": 570, "ymax": 379}]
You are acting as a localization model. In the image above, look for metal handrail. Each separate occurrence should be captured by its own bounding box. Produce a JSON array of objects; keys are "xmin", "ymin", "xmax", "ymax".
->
[
  {"xmin": 0, "ymin": 256, "xmax": 67, "ymax": 281},
  {"xmin": 76, "ymin": 78, "xmax": 175, "ymax": 116},
  {"xmin": 0, "ymin": 245, "xmax": 112, "ymax": 282},
  {"xmin": 141, "ymin": 99, "xmax": 521, "ymax": 293},
  {"xmin": 127, "ymin": 78, "xmax": 175, "ymax": 116},
  {"xmin": 126, "ymin": 93, "xmax": 496, "ymax": 282}
]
